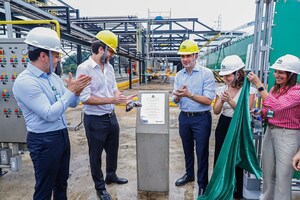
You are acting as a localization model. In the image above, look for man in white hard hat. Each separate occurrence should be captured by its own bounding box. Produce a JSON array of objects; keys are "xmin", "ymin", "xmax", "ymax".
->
[{"xmin": 13, "ymin": 27, "xmax": 91, "ymax": 200}]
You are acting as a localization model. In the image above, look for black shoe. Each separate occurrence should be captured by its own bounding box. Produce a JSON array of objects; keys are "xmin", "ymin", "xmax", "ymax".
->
[
  {"xmin": 198, "ymin": 188, "xmax": 206, "ymax": 196},
  {"xmin": 97, "ymin": 190, "xmax": 112, "ymax": 200},
  {"xmin": 105, "ymin": 176, "xmax": 128, "ymax": 184},
  {"xmin": 175, "ymin": 174, "xmax": 194, "ymax": 186},
  {"xmin": 233, "ymin": 193, "xmax": 243, "ymax": 199}
]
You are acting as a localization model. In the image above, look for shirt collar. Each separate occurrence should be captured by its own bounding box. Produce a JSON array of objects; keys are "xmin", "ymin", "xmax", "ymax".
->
[
  {"xmin": 89, "ymin": 56, "xmax": 100, "ymax": 69},
  {"xmin": 27, "ymin": 62, "xmax": 48, "ymax": 78},
  {"xmin": 183, "ymin": 62, "xmax": 200, "ymax": 74}
]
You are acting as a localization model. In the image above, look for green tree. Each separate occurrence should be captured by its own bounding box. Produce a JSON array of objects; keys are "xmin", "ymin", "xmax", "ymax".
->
[
  {"xmin": 62, "ymin": 63, "xmax": 77, "ymax": 75},
  {"xmin": 61, "ymin": 51, "xmax": 90, "ymax": 75}
]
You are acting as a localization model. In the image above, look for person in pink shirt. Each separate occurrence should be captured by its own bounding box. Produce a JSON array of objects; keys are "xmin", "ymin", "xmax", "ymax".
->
[{"xmin": 248, "ymin": 54, "xmax": 300, "ymax": 200}]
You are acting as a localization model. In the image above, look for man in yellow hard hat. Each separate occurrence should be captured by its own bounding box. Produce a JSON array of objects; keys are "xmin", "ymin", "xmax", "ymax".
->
[
  {"xmin": 76, "ymin": 30, "xmax": 134, "ymax": 200},
  {"xmin": 172, "ymin": 39, "xmax": 215, "ymax": 196}
]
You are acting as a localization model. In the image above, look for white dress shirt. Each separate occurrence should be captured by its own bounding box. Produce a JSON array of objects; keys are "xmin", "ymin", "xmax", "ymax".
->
[{"xmin": 76, "ymin": 56, "xmax": 118, "ymax": 116}]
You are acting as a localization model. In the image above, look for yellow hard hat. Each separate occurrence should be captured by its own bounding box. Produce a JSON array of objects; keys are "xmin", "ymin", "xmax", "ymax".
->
[
  {"xmin": 95, "ymin": 30, "xmax": 118, "ymax": 53},
  {"xmin": 177, "ymin": 39, "xmax": 199, "ymax": 55}
]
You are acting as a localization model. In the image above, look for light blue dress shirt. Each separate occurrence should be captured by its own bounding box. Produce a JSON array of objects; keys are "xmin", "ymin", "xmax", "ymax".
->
[
  {"xmin": 13, "ymin": 62, "xmax": 79, "ymax": 133},
  {"xmin": 172, "ymin": 63, "xmax": 215, "ymax": 112}
]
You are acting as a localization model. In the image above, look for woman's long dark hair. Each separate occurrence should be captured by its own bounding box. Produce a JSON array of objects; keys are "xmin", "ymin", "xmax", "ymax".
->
[
  {"xmin": 272, "ymin": 72, "xmax": 298, "ymax": 94},
  {"xmin": 231, "ymin": 69, "xmax": 246, "ymax": 89}
]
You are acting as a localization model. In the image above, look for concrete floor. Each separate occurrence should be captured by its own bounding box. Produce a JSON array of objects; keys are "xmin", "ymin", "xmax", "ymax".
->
[{"xmin": 1, "ymin": 77, "xmax": 300, "ymax": 200}]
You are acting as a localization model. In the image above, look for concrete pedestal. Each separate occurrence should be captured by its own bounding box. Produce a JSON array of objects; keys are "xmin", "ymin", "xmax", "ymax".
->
[{"xmin": 136, "ymin": 91, "xmax": 169, "ymax": 192}]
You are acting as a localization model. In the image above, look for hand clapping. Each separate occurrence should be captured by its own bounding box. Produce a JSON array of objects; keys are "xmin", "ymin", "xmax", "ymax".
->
[
  {"xmin": 220, "ymin": 90, "xmax": 231, "ymax": 102},
  {"xmin": 65, "ymin": 72, "xmax": 92, "ymax": 96},
  {"xmin": 173, "ymin": 85, "xmax": 189, "ymax": 98}
]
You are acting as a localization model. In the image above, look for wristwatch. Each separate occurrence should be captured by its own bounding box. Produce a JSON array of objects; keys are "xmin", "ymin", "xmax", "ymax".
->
[
  {"xmin": 257, "ymin": 86, "xmax": 264, "ymax": 92},
  {"xmin": 189, "ymin": 93, "xmax": 194, "ymax": 99}
]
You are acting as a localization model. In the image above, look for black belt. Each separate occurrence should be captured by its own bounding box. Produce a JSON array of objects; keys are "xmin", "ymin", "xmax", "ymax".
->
[
  {"xmin": 85, "ymin": 110, "xmax": 114, "ymax": 118},
  {"xmin": 28, "ymin": 128, "xmax": 67, "ymax": 135},
  {"xmin": 103, "ymin": 110, "xmax": 115, "ymax": 117},
  {"xmin": 84, "ymin": 111, "xmax": 115, "ymax": 118},
  {"xmin": 181, "ymin": 110, "xmax": 210, "ymax": 117}
]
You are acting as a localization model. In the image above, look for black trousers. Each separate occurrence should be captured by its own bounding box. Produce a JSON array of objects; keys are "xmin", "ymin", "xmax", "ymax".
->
[
  {"xmin": 179, "ymin": 111, "xmax": 212, "ymax": 189},
  {"xmin": 214, "ymin": 114, "xmax": 244, "ymax": 199},
  {"xmin": 84, "ymin": 113, "xmax": 120, "ymax": 192},
  {"xmin": 27, "ymin": 128, "xmax": 70, "ymax": 200}
]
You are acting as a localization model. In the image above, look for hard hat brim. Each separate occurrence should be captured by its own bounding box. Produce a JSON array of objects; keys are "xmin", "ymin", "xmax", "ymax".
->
[
  {"xmin": 25, "ymin": 41, "xmax": 63, "ymax": 54},
  {"xmin": 107, "ymin": 45, "xmax": 117, "ymax": 54},
  {"xmin": 270, "ymin": 65, "xmax": 298, "ymax": 74},
  {"xmin": 177, "ymin": 52, "xmax": 198, "ymax": 55},
  {"xmin": 219, "ymin": 66, "xmax": 244, "ymax": 76},
  {"xmin": 219, "ymin": 70, "xmax": 236, "ymax": 76}
]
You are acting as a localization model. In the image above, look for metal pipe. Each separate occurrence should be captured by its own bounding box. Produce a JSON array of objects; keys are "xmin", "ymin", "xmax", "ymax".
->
[
  {"xmin": 0, "ymin": 20, "xmax": 61, "ymax": 37},
  {"xmin": 76, "ymin": 45, "xmax": 82, "ymax": 65},
  {"xmin": 10, "ymin": 0, "xmax": 94, "ymax": 37},
  {"xmin": 200, "ymin": 32, "xmax": 221, "ymax": 50},
  {"xmin": 138, "ymin": 61, "xmax": 142, "ymax": 84},
  {"xmin": 129, "ymin": 58, "xmax": 132, "ymax": 89},
  {"xmin": 149, "ymin": 50, "xmax": 178, "ymax": 54},
  {"xmin": 4, "ymin": 0, "xmax": 13, "ymax": 38},
  {"xmin": 263, "ymin": 0, "xmax": 275, "ymax": 88},
  {"xmin": 252, "ymin": 0, "xmax": 264, "ymax": 76},
  {"xmin": 141, "ymin": 36, "xmax": 146, "ymax": 83},
  {"xmin": 118, "ymin": 56, "xmax": 121, "ymax": 75}
]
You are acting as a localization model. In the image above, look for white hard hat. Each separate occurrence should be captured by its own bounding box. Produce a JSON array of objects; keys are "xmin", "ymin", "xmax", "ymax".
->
[
  {"xmin": 219, "ymin": 55, "xmax": 245, "ymax": 76},
  {"xmin": 24, "ymin": 27, "xmax": 63, "ymax": 54},
  {"xmin": 270, "ymin": 54, "xmax": 300, "ymax": 74}
]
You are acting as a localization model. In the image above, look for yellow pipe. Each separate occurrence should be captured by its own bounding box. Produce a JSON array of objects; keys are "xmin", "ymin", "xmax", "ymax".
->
[
  {"xmin": 0, "ymin": 20, "xmax": 60, "ymax": 37},
  {"xmin": 116, "ymin": 77, "xmax": 216, "ymax": 107},
  {"xmin": 200, "ymin": 32, "xmax": 221, "ymax": 50},
  {"xmin": 117, "ymin": 78, "xmax": 139, "ymax": 90},
  {"xmin": 116, "ymin": 97, "xmax": 216, "ymax": 108}
]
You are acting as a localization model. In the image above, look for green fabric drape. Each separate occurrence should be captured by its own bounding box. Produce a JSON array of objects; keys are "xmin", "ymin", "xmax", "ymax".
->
[{"xmin": 198, "ymin": 79, "xmax": 262, "ymax": 200}]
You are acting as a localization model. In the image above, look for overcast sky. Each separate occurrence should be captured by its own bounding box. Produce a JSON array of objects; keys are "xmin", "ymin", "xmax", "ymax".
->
[{"xmin": 60, "ymin": 0, "xmax": 256, "ymax": 31}]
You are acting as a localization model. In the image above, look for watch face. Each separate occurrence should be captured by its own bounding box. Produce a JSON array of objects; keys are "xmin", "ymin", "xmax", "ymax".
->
[{"xmin": 258, "ymin": 86, "xmax": 264, "ymax": 92}]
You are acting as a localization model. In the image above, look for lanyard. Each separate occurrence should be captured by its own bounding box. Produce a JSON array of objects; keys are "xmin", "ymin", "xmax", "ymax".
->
[{"xmin": 47, "ymin": 76, "xmax": 60, "ymax": 101}]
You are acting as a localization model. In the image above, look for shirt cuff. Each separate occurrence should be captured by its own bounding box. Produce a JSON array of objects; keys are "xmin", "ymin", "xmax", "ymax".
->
[
  {"xmin": 172, "ymin": 96, "xmax": 180, "ymax": 104},
  {"xmin": 79, "ymin": 92, "xmax": 91, "ymax": 103},
  {"xmin": 63, "ymin": 89, "xmax": 77, "ymax": 104}
]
